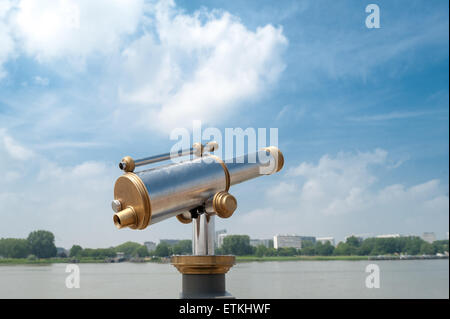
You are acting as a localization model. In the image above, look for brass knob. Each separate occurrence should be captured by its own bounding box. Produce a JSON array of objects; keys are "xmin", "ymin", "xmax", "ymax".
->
[
  {"xmin": 262, "ymin": 146, "xmax": 284, "ymax": 173},
  {"xmin": 213, "ymin": 191, "xmax": 237, "ymax": 219},
  {"xmin": 205, "ymin": 141, "xmax": 219, "ymax": 152},
  {"xmin": 193, "ymin": 143, "xmax": 204, "ymax": 157},
  {"xmin": 119, "ymin": 156, "xmax": 135, "ymax": 172},
  {"xmin": 176, "ymin": 212, "xmax": 193, "ymax": 224}
]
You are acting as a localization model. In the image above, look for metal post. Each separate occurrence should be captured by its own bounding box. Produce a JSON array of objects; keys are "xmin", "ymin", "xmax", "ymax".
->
[
  {"xmin": 171, "ymin": 211, "xmax": 235, "ymax": 299},
  {"xmin": 181, "ymin": 274, "xmax": 230, "ymax": 299},
  {"xmin": 193, "ymin": 214, "xmax": 215, "ymax": 256}
]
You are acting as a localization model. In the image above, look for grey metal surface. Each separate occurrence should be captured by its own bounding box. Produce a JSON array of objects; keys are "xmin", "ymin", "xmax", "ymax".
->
[
  {"xmin": 133, "ymin": 147, "xmax": 194, "ymax": 167},
  {"xmin": 136, "ymin": 157, "xmax": 227, "ymax": 225},
  {"xmin": 111, "ymin": 199, "xmax": 122, "ymax": 213},
  {"xmin": 193, "ymin": 214, "xmax": 215, "ymax": 255},
  {"xmin": 226, "ymin": 149, "xmax": 275, "ymax": 186},
  {"xmin": 134, "ymin": 149, "xmax": 277, "ymax": 225},
  {"xmin": 181, "ymin": 274, "xmax": 234, "ymax": 299}
]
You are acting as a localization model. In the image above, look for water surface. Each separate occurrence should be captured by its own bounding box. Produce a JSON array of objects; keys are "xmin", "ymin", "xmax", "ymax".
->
[{"xmin": 0, "ymin": 260, "xmax": 447, "ymax": 298}]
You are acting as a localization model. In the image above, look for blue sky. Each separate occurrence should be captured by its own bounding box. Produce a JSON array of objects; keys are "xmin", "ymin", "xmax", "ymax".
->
[{"xmin": 0, "ymin": 0, "xmax": 448, "ymax": 248}]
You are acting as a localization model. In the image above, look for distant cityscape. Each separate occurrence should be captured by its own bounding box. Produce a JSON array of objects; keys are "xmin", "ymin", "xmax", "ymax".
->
[
  {"xmin": 2, "ymin": 228, "xmax": 447, "ymax": 262},
  {"xmin": 141, "ymin": 230, "xmax": 449, "ymax": 252}
]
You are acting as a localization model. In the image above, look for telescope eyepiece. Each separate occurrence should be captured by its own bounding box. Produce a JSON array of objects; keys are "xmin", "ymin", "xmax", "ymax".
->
[{"xmin": 113, "ymin": 206, "xmax": 137, "ymax": 229}]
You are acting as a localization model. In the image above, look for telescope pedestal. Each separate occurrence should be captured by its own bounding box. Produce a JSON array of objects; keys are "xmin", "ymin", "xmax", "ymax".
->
[{"xmin": 171, "ymin": 255, "xmax": 235, "ymax": 299}]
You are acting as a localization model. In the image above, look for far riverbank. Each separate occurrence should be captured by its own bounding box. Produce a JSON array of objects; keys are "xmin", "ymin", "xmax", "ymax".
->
[{"xmin": 1, "ymin": 254, "xmax": 448, "ymax": 265}]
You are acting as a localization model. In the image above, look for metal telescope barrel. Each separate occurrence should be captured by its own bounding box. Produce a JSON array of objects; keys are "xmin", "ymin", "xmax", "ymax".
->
[
  {"xmin": 112, "ymin": 145, "xmax": 283, "ymax": 230},
  {"xmin": 134, "ymin": 148, "xmax": 194, "ymax": 167},
  {"xmin": 118, "ymin": 142, "xmax": 217, "ymax": 172}
]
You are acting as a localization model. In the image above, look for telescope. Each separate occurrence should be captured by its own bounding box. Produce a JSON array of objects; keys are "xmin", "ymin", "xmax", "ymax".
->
[{"xmin": 111, "ymin": 141, "xmax": 284, "ymax": 298}]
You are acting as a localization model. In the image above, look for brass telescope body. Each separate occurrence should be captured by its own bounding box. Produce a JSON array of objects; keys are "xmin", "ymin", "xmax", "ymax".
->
[{"xmin": 112, "ymin": 146, "xmax": 283, "ymax": 231}]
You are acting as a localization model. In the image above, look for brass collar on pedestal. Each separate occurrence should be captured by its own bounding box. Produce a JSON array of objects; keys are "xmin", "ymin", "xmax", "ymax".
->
[{"xmin": 171, "ymin": 255, "xmax": 235, "ymax": 275}]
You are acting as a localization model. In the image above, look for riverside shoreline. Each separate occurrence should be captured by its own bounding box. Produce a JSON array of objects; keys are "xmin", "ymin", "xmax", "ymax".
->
[{"xmin": 1, "ymin": 254, "xmax": 448, "ymax": 264}]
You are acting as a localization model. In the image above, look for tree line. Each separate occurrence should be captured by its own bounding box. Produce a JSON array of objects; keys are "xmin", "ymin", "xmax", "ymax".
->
[
  {"xmin": 0, "ymin": 230, "xmax": 57, "ymax": 259},
  {"xmin": 69, "ymin": 239, "xmax": 192, "ymax": 259},
  {"xmin": 0, "ymin": 230, "xmax": 193, "ymax": 260},
  {"xmin": 210, "ymin": 235, "xmax": 448, "ymax": 257},
  {"xmin": 2, "ymin": 232, "xmax": 448, "ymax": 259},
  {"xmin": 68, "ymin": 241, "xmax": 149, "ymax": 259}
]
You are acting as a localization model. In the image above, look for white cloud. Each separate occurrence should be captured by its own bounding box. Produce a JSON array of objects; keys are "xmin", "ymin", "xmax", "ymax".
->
[
  {"xmin": 2, "ymin": 0, "xmax": 288, "ymax": 132},
  {"xmin": 288, "ymin": 149, "xmax": 448, "ymax": 218},
  {"xmin": 118, "ymin": 0, "xmax": 288, "ymax": 132},
  {"xmin": 0, "ymin": 128, "xmax": 191, "ymax": 248},
  {"xmin": 288, "ymin": 149, "xmax": 387, "ymax": 211},
  {"xmin": 348, "ymin": 111, "xmax": 442, "ymax": 122},
  {"xmin": 238, "ymin": 149, "xmax": 449, "ymax": 241},
  {"xmin": 0, "ymin": 129, "xmax": 33, "ymax": 191},
  {"xmin": 0, "ymin": 129, "xmax": 34, "ymax": 160},
  {"xmin": 33, "ymin": 76, "xmax": 49, "ymax": 86},
  {"xmin": 0, "ymin": 128, "xmax": 118, "ymax": 248},
  {"xmin": 0, "ymin": 0, "xmax": 15, "ymax": 78},
  {"xmin": 12, "ymin": 0, "xmax": 144, "ymax": 64}
]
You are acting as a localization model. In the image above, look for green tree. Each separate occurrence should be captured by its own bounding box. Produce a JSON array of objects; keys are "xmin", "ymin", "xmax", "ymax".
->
[
  {"xmin": 136, "ymin": 245, "xmax": 150, "ymax": 257},
  {"xmin": 316, "ymin": 241, "xmax": 334, "ymax": 256},
  {"xmin": 346, "ymin": 236, "xmax": 362, "ymax": 248},
  {"xmin": 334, "ymin": 242, "xmax": 351, "ymax": 255},
  {"xmin": 432, "ymin": 240, "xmax": 449, "ymax": 254},
  {"xmin": 420, "ymin": 242, "xmax": 436, "ymax": 255},
  {"xmin": 0, "ymin": 238, "xmax": 30, "ymax": 258},
  {"xmin": 371, "ymin": 238, "xmax": 398, "ymax": 255},
  {"xmin": 172, "ymin": 240, "xmax": 192, "ymax": 255},
  {"xmin": 277, "ymin": 247, "xmax": 297, "ymax": 256},
  {"xmin": 114, "ymin": 241, "xmax": 143, "ymax": 257},
  {"xmin": 154, "ymin": 242, "xmax": 171, "ymax": 257},
  {"xmin": 27, "ymin": 230, "xmax": 57, "ymax": 258},
  {"xmin": 255, "ymin": 245, "xmax": 268, "ymax": 257},
  {"xmin": 80, "ymin": 248, "xmax": 95, "ymax": 258},
  {"xmin": 301, "ymin": 246, "xmax": 316, "ymax": 256},
  {"xmin": 404, "ymin": 237, "xmax": 423, "ymax": 255},
  {"xmin": 221, "ymin": 235, "xmax": 253, "ymax": 256},
  {"xmin": 95, "ymin": 248, "xmax": 116, "ymax": 258},
  {"xmin": 57, "ymin": 248, "xmax": 67, "ymax": 258},
  {"xmin": 358, "ymin": 238, "xmax": 376, "ymax": 255},
  {"xmin": 69, "ymin": 245, "xmax": 83, "ymax": 257},
  {"xmin": 266, "ymin": 248, "xmax": 277, "ymax": 256}
]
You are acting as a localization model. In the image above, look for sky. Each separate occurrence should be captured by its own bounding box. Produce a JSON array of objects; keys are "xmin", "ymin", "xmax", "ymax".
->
[{"xmin": 0, "ymin": 0, "xmax": 448, "ymax": 248}]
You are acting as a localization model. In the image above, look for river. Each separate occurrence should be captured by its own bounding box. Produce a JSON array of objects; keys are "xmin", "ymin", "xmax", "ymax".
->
[{"xmin": 0, "ymin": 259, "xmax": 448, "ymax": 298}]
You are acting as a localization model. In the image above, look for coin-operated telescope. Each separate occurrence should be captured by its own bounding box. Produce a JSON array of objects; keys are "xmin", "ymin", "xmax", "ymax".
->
[{"xmin": 111, "ymin": 141, "xmax": 284, "ymax": 298}]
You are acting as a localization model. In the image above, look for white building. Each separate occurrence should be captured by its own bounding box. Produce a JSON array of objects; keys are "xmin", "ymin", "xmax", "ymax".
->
[
  {"xmin": 217, "ymin": 233, "xmax": 230, "ymax": 248},
  {"xmin": 422, "ymin": 232, "xmax": 436, "ymax": 243},
  {"xmin": 215, "ymin": 229, "xmax": 227, "ymax": 247},
  {"xmin": 376, "ymin": 234, "xmax": 401, "ymax": 239},
  {"xmin": 273, "ymin": 235, "xmax": 302, "ymax": 249},
  {"xmin": 316, "ymin": 237, "xmax": 335, "ymax": 246}
]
